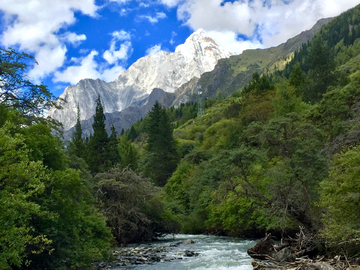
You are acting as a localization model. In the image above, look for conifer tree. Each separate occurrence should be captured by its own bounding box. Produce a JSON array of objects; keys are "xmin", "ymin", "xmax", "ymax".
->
[
  {"xmin": 303, "ymin": 37, "xmax": 335, "ymax": 103},
  {"xmin": 88, "ymin": 95, "xmax": 109, "ymax": 173},
  {"xmin": 119, "ymin": 136, "xmax": 138, "ymax": 171},
  {"xmin": 143, "ymin": 101, "xmax": 178, "ymax": 186},
  {"xmin": 107, "ymin": 124, "xmax": 120, "ymax": 166},
  {"xmin": 69, "ymin": 105, "xmax": 85, "ymax": 158},
  {"xmin": 127, "ymin": 125, "xmax": 138, "ymax": 141}
]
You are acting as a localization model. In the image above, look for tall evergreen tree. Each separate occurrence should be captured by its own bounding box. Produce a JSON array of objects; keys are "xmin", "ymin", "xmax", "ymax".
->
[
  {"xmin": 303, "ymin": 37, "xmax": 335, "ymax": 103},
  {"xmin": 143, "ymin": 101, "xmax": 178, "ymax": 186},
  {"xmin": 69, "ymin": 105, "xmax": 85, "ymax": 158},
  {"xmin": 88, "ymin": 96, "xmax": 109, "ymax": 173},
  {"xmin": 119, "ymin": 136, "xmax": 138, "ymax": 171},
  {"xmin": 127, "ymin": 125, "xmax": 138, "ymax": 141},
  {"xmin": 107, "ymin": 124, "xmax": 121, "ymax": 166}
]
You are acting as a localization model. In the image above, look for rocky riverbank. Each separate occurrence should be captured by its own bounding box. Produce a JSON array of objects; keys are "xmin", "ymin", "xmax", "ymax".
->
[
  {"xmin": 97, "ymin": 239, "xmax": 199, "ymax": 269},
  {"xmin": 247, "ymin": 233, "xmax": 360, "ymax": 270}
]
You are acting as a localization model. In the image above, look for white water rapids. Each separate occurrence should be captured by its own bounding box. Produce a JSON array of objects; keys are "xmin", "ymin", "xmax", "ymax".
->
[{"xmin": 112, "ymin": 234, "xmax": 256, "ymax": 270}]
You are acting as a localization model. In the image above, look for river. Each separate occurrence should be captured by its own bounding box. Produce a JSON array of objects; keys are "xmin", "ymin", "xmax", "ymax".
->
[{"xmin": 110, "ymin": 234, "xmax": 256, "ymax": 270}]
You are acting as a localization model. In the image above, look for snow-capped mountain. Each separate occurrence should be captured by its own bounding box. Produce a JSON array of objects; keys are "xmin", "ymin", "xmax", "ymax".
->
[{"xmin": 47, "ymin": 29, "xmax": 233, "ymax": 131}]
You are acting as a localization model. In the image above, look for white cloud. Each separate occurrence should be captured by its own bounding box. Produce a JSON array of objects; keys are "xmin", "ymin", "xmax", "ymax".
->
[
  {"xmin": 53, "ymin": 50, "xmax": 127, "ymax": 84},
  {"xmin": 170, "ymin": 0, "xmax": 360, "ymax": 51},
  {"xmin": 61, "ymin": 32, "xmax": 87, "ymax": 46},
  {"xmin": 146, "ymin": 44, "xmax": 162, "ymax": 55},
  {"xmin": 112, "ymin": 30, "xmax": 131, "ymax": 41},
  {"xmin": 170, "ymin": 31, "xmax": 177, "ymax": 45},
  {"xmin": 156, "ymin": 12, "xmax": 167, "ymax": 19},
  {"xmin": 103, "ymin": 30, "xmax": 132, "ymax": 64},
  {"xmin": 54, "ymin": 51, "xmax": 101, "ymax": 84},
  {"xmin": 138, "ymin": 11, "xmax": 168, "ymax": 23},
  {"xmin": 103, "ymin": 41, "xmax": 132, "ymax": 64},
  {"xmin": 28, "ymin": 45, "xmax": 68, "ymax": 82},
  {"xmin": 54, "ymin": 30, "xmax": 132, "ymax": 84},
  {"xmin": 101, "ymin": 65, "xmax": 126, "ymax": 82},
  {"xmin": 207, "ymin": 30, "xmax": 263, "ymax": 54},
  {"xmin": 0, "ymin": 0, "xmax": 98, "ymax": 82},
  {"xmin": 160, "ymin": 0, "xmax": 183, "ymax": 8}
]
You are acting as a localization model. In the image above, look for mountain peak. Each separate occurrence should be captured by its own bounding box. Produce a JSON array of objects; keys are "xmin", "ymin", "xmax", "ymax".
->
[
  {"xmin": 175, "ymin": 29, "xmax": 232, "ymax": 60},
  {"xmin": 188, "ymin": 28, "xmax": 207, "ymax": 38},
  {"xmin": 48, "ymin": 29, "xmax": 233, "ymax": 131}
]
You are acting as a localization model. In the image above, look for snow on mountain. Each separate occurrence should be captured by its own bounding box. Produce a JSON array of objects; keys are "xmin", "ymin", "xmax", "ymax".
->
[{"xmin": 47, "ymin": 29, "xmax": 233, "ymax": 131}]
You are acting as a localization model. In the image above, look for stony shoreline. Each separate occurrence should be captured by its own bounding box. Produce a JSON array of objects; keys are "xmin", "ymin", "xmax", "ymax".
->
[{"xmin": 97, "ymin": 240, "xmax": 199, "ymax": 269}]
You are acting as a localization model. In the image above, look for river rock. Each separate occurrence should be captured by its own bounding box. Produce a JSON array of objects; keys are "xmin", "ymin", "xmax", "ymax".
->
[
  {"xmin": 182, "ymin": 239, "xmax": 195, "ymax": 244},
  {"xmin": 97, "ymin": 242, "xmax": 202, "ymax": 269},
  {"xmin": 184, "ymin": 250, "xmax": 199, "ymax": 257}
]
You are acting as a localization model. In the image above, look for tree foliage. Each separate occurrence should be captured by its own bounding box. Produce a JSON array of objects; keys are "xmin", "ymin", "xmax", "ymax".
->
[
  {"xmin": 143, "ymin": 101, "xmax": 179, "ymax": 186},
  {"xmin": 320, "ymin": 145, "xmax": 360, "ymax": 254},
  {"xmin": 0, "ymin": 48, "xmax": 56, "ymax": 121},
  {"xmin": 95, "ymin": 167, "xmax": 176, "ymax": 245},
  {"xmin": 0, "ymin": 51, "xmax": 112, "ymax": 269},
  {"xmin": 69, "ymin": 105, "xmax": 86, "ymax": 159},
  {"xmin": 88, "ymin": 96, "xmax": 110, "ymax": 173}
]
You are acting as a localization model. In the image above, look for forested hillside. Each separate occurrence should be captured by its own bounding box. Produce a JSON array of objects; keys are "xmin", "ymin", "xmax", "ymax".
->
[{"xmin": 124, "ymin": 4, "xmax": 360, "ymax": 255}]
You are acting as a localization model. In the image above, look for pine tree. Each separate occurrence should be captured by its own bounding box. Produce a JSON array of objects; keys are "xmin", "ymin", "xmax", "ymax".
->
[
  {"xmin": 88, "ymin": 96, "xmax": 109, "ymax": 173},
  {"xmin": 303, "ymin": 37, "xmax": 335, "ymax": 103},
  {"xmin": 127, "ymin": 126, "xmax": 138, "ymax": 141},
  {"xmin": 69, "ymin": 105, "xmax": 85, "ymax": 158},
  {"xmin": 107, "ymin": 124, "xmax": 120, "ymax": 166},
  {"xmin": 143, "ymin": 101, "xmax": 178, "ymax": 186},
  {"xmin": 119, "ymin": 136, "xmax": 138, "ymax": 171}
]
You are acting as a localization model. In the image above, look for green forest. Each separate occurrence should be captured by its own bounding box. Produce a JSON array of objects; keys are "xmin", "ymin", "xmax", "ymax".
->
[{"xmin": 2, "ymin": 4, "xmax": 360, "ymax": 270}]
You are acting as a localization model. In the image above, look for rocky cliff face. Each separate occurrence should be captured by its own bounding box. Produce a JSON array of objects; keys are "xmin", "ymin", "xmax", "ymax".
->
[{"xmin": 47, "ymin": 29, "xmax": 233, "ymax": 131}]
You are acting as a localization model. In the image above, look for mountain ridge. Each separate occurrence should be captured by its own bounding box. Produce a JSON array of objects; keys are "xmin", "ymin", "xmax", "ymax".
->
[{"xmin": 48, "ymin": 29, "xmax": 233, "ymax": 131}]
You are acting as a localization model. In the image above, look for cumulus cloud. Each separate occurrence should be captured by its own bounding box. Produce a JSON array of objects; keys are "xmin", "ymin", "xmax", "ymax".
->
[
  {"xmin": 0, "ymin": 0, "xmax": 98, "ymax": 82},
  {"xmin": 54, "ymin": 51, "xmax": 101, "ymax": 84},
  {"xmin": 171, "ymin": 0, "xmax": 360, "ymax": 51},
  {"xmin": 160, "ymin": 0, "xmax": 183, "ymax": 8},
  {"xmin": 54, "ymin": 30, "xmax": 132, "ymax": 84},
  {"xmin": 53, "ymin": 49, "xmax": 127, "ymax": 84},
  {"xmin": 60, "ymin": 32, "xmax": 87, "ymax": 47},
  {"xmin": 103, "ymin": 31, "xmax": 132, "ymax": 64},
  {"xmin": 146, "ymin": 44, "xmax": 162, "ymax": 55},
  {"xmin": 138, "ymin": 12, "xmax": 168, "ymax": 23},
  {"xmin": 207, "ymin": 30, "xmax": 263, "ymax": 54}
]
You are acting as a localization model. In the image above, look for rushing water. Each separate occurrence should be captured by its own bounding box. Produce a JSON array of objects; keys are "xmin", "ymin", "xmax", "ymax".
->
[{"xmin": 112, "ymin": 234, "xmax": 256, "ymax": 270}]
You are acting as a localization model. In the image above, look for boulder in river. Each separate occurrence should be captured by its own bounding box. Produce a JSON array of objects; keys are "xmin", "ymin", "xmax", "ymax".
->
[{"xmin": 182, "ymin": 239, "xmax": 195, "ymax": 244}]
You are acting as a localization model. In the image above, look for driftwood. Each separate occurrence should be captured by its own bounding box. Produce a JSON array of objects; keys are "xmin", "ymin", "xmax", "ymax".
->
[
  {"xmin": 248, "ymin": 233, "xmax": 275, "ymax": 260},
  {"xmin": 252, "ymin": 256, "xmax": 360, "ymax": 270},
  {"xmin": 248, "ymin": 228, "xmax": 360, "ymax": 270}
]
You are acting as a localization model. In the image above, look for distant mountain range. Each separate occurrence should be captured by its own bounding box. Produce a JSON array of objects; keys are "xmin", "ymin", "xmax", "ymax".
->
[{"xmin": 49, "ymin": 19, "xmax": 332, "ymax": 140}]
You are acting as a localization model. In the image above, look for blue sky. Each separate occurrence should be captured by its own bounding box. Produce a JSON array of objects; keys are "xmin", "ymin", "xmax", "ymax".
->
[{"xmin": 0, "ymin": 0, "xmax": 359, "ymax": 97}]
